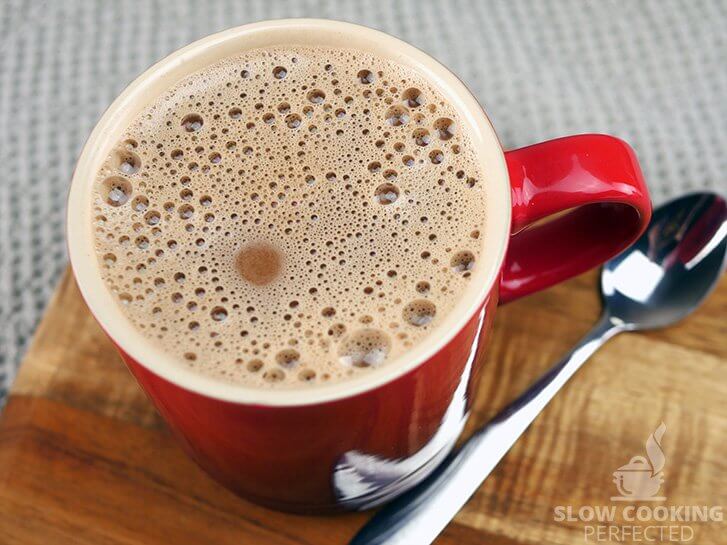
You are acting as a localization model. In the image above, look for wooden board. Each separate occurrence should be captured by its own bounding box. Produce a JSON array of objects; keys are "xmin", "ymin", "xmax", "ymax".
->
[{"xmin": 1, "ymin": 267, "xmax": 725, "ymax": 544}]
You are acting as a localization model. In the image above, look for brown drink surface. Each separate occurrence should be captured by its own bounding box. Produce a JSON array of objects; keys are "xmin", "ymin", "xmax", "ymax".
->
[{"xmin": 92, "ymin": 46, "xmax": 487, "ymax": 388}]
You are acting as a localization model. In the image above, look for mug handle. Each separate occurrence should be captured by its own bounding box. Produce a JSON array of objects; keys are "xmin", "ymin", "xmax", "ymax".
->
[{"xmin": 500, "ymin": 134, "xmax": 652, "ymax": 304}]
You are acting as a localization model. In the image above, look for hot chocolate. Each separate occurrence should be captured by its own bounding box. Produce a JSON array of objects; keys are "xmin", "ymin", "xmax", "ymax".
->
[{"xmin": 91, "ymin": 45, "xmax": 486, "ymax": 388}]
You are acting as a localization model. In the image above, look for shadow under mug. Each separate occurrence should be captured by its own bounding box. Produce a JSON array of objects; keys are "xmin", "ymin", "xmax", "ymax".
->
[{"xmin": 67, "ymin": 19, "xmax": 651, "ymax": 513}]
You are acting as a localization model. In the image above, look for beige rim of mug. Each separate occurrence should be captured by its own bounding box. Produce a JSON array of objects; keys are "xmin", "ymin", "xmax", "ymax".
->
[{"xmin": 67, "ymin": 19, "xmax": 511, "ymax": 406}]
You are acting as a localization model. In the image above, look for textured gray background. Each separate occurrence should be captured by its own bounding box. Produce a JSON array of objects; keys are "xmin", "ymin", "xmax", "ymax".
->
[{"xmin": 1, "ymin": 0, "xmax": 725, "ymax": 405}]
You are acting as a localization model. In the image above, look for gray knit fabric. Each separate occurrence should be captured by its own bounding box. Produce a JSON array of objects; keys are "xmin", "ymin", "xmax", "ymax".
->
[{"xmin": 1, "ymin": 0, "xmax": 725, "ymax": 404}]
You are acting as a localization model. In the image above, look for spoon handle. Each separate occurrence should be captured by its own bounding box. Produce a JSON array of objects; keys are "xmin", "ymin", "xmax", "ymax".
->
[{"xmin": 350, "ymin": 314, "xmax": 622, "ymax": 545}]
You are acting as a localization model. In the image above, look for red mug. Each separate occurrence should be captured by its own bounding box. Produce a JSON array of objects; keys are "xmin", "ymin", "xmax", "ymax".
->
[{"xmin": 67, "ymin": 19, "xmax": 651, "ymax": 513}]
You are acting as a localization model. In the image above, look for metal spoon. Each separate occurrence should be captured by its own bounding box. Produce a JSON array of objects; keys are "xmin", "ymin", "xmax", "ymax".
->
[{"xmin": 350, "ymin": 191, "xmax": 727, "ymax": 545}]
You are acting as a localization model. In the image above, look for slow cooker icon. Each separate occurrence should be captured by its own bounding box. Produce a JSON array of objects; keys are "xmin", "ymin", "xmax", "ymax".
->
[{"xmin": 611, "ymin": 422, "xmax": 667, "ymax": 501}]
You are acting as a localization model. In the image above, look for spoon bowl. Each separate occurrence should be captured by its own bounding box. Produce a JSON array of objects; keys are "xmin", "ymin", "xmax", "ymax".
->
[{"xmin": 602, "ymin": 193, "xmax": 727, "ymax": 330}]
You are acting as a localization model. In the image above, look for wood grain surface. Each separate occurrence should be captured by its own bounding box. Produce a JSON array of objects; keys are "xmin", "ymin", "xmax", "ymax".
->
[{"xmin": 0, "ymin": 267, "xmax": 725, "ymax": 544}]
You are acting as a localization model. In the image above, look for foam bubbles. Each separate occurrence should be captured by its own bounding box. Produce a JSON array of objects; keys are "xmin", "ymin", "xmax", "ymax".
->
[
  {"xmin": 307, "ymin": 89, "xmax": 326, "ymax": 104},
  {"xmin": 383, "ymin": 169, "xmax": 398, "ymax": 181},
  {"xmin": 402, "ymin": 88, "xmax": 424, "ymax": 108},
  {"xmin": 298, "ymin": 369, "xmax": 316, "ymax": 382},
  {"xmin": 264, "ymin": 368, "xmax": 285, "ymax": 382},
  {"xmin": 433, "ymin": 118, "xmax": 456, "ymax": 140},
  {"xmin": 100, "ymin": 177, "xmax": 132, "ymax": 207},
  {"xmin": 412, "ymin": 128, "xmax": 431, "ymax": 146},
  {"xmin": 429, "ymin": 150, "xmax": 444, "ymax": 164},
  {"xmin": 285, "ymin": 113, "xmax": 302, "ymax": 128},
  {"xmin": 273, "ymin": 66, "xmax": 288, "ymax": 79},
  {"xmin": 211, "ymin": 306, "xmax": 228, "ymax": 321},
  {"xmin": 116, "ymin": 151, "xmax": 141, "ymax": 175},
  {"xmin": 357, "ymin": 69, "xmax": 375, "ymax": 84},
  {"xmin": 178, "ymin": 204, "xmax": 194, "ymax": 219},
  {"xmin": 247, "ymin": 359, "xmax": 263, "ymax": 372},
  {"xmin": 181, "ymin": 114, "xmax": 204, "ymax": 132},
  {"xmin": 338, "ymin": 329, "xmax": 391, "ymax": 367},
  {"xmin": 403, "ymin": 300, "xmax": 437, "ymax": 327},
  {"xmin": 92, "ymin": 45, "xmax": 486, "ymax": 389},
  {"xmin": 385, "ymin": 106, "xmax": 410, "ymax": 126},
  {"xmin": 374, "ymin": 183, "xmax": 399, "ymax": 205},
  {"xmin": 451, "ymin": 250, "xmax": 475, "ymax": 273},
  {"xmin": 275, "ymin": 349, "xmax": 301, "ymax": 368}
]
